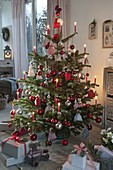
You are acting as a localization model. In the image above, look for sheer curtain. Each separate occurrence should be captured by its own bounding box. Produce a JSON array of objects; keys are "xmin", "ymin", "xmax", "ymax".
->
[
  {"xmin": 47, "ymin": 0, "xmax": 68, "ymax": 38},
  {"xmin": 11, "ymin": 0, "xmax": 28, "ymax": 79}
]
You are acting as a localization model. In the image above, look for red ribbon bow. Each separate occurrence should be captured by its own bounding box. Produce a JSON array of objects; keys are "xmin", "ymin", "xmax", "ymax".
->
[
  {"xmin": 73, "ymin": 142, "xmax": 87, "ymax": 155},
  {"xmin": 2, "ymin": 135, "xmax": 27, "ymax": 155}
]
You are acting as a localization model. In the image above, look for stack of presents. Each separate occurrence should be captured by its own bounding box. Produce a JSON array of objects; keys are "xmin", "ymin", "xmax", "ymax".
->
[
  {"xmin": 0, "ymin": 126, "xmax": 49, "ymax": 167},
  {"xmin": 62, "ymin": 142, "xmax": 113, "ymax": 170},
  {"xmin": 0, "ymin": 125, "xmax": 113, "ymax": 169},
  {"xmin": 62, "ymin": 143, "xmax": 100, "ymax": 170}
]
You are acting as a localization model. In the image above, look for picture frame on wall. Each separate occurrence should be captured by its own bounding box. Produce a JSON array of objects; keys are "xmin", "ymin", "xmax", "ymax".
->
[
  {"xmin": 103, "ymin": 20, "xmax": 113, "ymax": 48},
  {"xmin": 89, "ymin": 20, "xmax": 96, "ymax": 39}
]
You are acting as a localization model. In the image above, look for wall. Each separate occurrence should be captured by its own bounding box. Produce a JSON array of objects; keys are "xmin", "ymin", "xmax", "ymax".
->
[
  {"xmin": 69, "ymin": 0, "xmax": 113, "ymax": 105},
  {"xmin": 0, "ymin": 0, "xmax": 12, "ymax": 60}
]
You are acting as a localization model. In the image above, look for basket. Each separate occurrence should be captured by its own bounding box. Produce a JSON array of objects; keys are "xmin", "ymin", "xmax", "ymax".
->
[
  {"xmin": 94, "ymin": 157, "xmax": 113, "ymax": 170},
  {"xmin": 0, "ymin": 98, "xmax": 7, "ymax": 110}
]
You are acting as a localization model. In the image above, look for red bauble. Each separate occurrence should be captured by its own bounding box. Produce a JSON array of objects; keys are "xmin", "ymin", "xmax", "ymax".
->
[
  {"xmin": 56, "ymin": 12, "xmax": 60, "ymax": 17},
  {"xmin": 51, "ymin": 70, "xmax": 57, "ymax": 76},
  {"xmin": 66, "ymin": 122, "xmax": 71, "ymax": 127},
  {"xmin": 55, "ymin": 5, "xmax": 59, "ymax": 11},
  {"xmin": 69, "ymin": 96, "xmax": 75, "ymax": 101},
  {"xmin": 46, "ymin": 140, "xmax": 52, "ymax": 146},
  {"xmin": 51, "ymin": 118, "xmax": 58, "ymax": 124},
  {"xmin": 29, "ymin": 95, "xmax": 35, "ymax": 102},
  {"xmin": 42, "ymin": 98, "xmax": 46, "ymax": 103},
  {"xmin": 40, "ymin": 82, "xmax": 46, "ymax": 87},
  {"xmin": 70, "ymin": 45, "xmax": 75, "ymax": 50},
  {"xmin": 10, "ymin": 109, "xmax": 16, "ymax": 116},
  {"xmin": 62, "ymin": 139, "xmax": 68, "ymax": 146},
  {"xmin": 73, "ymin": 70, "xmax": 76, "ymax": 74},
  {"xmin": 95, "ymin": 117, "xmax": 102, "ymax": 123},
  {"xmin": 28, "ymin": 128, "xmax": 32, "ymax": 133},
  {"xmin": 63, "ymin": 120, "xmax": 68, "ymax": 125},
  {"xmin": 30, "ymin": 133, "xmax": 37, "ymax": 141},
  {"xmin": 37, "ymin": 109, "xmax": 43, "ymax": 115},
  {"xmin": 46, "ymin": 73, "xmax": 51, "ymax": 78},
  {"xmin": 70, "ymin": 77, "xmax": 75, "ymax": 81},
  {"xmin": 88, "ymin": 113, "xmax": 93, "ymax": 119},
  {"xmin": 39, "ymin": 65, "xmax": 44, "ymax": 70},
  {"xmin": 87, "ymin": 124, "xmax": 92, "ymax": 130},
  {"xmin": 86, "ymin": 73, "xmax": 89, "ymax": 77},
  {"xmin": 60, "ymin": 51, "xmax": 65, "ymax": 55},
  {"xmin": 62, "ymin": 71, "xmax": 65, "ymax": 76},
  {"xmin": 88, "ymin": 90, "xmax": 95, "ymax": 98},
  {"xmin": 17, "ymin": 88, "xmax": 23, "ymax": 93},
  {"xmin": 38, "ymin": 71, "xmax": 42, "ymax": 76},
  {"xmin": 53, "ymin": 33, "xmax": 60, "ymax": 42},
  {"xmin": 85, "ymin": 104, "xmax": 90, "ymax": 108}
]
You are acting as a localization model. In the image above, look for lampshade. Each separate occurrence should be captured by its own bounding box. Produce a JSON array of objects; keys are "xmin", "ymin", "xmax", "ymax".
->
[{"xmin": 4, "ymin": 45, "xmax": 12, "ymax": 59}]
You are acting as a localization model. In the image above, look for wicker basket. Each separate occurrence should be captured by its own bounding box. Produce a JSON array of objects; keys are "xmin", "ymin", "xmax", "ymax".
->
[
  {"xmin": 0, "ymin": 98, "xmax": 7, "ymax": 110},
  {"xmin": 94, "ymin": 157, "xmax": 113, "ymax": 170}
]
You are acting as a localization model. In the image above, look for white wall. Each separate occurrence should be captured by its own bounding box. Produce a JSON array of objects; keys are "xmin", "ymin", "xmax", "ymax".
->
[
  {"xmin": 69, "ymin": 0, "xmax": 113, "ymax": 105},
  {"xmin": 0, "ymin": 0, "xmax": 12, "ymax": 60}
]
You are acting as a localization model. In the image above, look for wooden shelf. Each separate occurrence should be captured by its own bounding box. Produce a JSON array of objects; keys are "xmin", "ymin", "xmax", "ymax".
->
[
  {"xmin": 0, "ymin": 59, "xmax": 14, "ymax": 77},
  {"xmin": 103, "ymin": 67, "xmax": 113, "ymax": 128}
]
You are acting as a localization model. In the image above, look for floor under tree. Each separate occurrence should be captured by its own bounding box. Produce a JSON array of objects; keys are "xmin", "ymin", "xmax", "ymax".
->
[{"xmin": 0, "ymin": 104, "xmax": 101, "ymax": 170}]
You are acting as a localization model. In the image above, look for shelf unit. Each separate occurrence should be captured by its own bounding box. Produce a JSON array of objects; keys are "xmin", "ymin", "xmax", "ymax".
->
[
  {"xmin": 103, "ymin": 67, "xmax": 113, "ymax": 128},
  {"xmin": 0, "ymin": 59, "xmax": 14, "ymax": 78}
]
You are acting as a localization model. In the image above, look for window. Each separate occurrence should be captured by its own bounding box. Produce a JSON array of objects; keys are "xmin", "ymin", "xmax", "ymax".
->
[
  {"xmin": 26, "ymin": 0, "xmax": 47, "ymax": 57},
  {"xmin": 26, "ymin": 1, "xmax": 33, "ymax": 56}
]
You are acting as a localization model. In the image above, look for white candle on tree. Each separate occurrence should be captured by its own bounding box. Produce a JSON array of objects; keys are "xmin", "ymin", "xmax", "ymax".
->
[
  {"xmin": 74, "ymin": 22, "xmax": 77, "ymax": 32},
  {"xmin": 47, "ymin": 25, "xmax": 50, "ymax": 35},
  {"xmin": 84, "ymin": 44, "xmax": 86, "ymax": 53},
  {"xmin": 94, "ymin": 76, "xmax": 96, "ymax": 84},
  {"xmin": 58, "ymin": 102, "xmax": 60, "ymax": 112}
]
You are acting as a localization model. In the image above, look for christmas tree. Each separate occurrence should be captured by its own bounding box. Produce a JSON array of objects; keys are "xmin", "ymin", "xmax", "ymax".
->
[{"xmin": 9, "ymin": 4, "xmax": 103, "ymax": 146}]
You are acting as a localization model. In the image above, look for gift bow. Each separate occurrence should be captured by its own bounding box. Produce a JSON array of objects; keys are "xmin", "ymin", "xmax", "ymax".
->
[{"xmin": 73, "ymin": 142, "xmax": 87, "ymax": 155}]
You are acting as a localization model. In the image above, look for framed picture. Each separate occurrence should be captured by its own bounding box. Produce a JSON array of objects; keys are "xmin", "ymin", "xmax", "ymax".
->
[
  {"xmin": 89, "ymin": 20, "xmax": 96, "ymax": 39},
  {"xmin": 103, "ymin": 20, "xmax": 113, "ymax": 48}
]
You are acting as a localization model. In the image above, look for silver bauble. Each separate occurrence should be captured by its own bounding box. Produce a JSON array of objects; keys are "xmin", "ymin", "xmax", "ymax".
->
[
  {"xmin": 25, "ymin": 90, "xmax": 29, "ymax": 95},
  {"xmin": 55, "ymin": 122, "xmax": 62, "ymax": 129},
  {"xmin": 65, "ymin": 100, "xmax": 71, "ymax": 106},
  {"xmin": 16, "ymin": 108, "xmax": 22, "ymax": 114}
]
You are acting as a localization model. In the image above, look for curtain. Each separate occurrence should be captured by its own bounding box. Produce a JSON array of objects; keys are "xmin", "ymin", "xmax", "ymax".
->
[
  {"xmin": 11, "ymin": 0, "xmax": 28, "ymax": 79},
  {"xmin": 47, "ymin": 0, "xmax": 68, "ymax": 38}
]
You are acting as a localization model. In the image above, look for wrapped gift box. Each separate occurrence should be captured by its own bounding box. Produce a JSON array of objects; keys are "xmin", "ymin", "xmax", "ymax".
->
[
  {"xmin": 71, "ymin": 154, "xmax": 87, "ymax": 169},
  {"xmin": 98, "ymin": 145, "xmax": 113, "ymax": 159},
  {"xmin": 62, "ymin": 160, "xmax": 100, "ymax": 170},
  {"xmin": 0, "ymin": 152, "xmax": 25, "ymax": 167},
  {"xmin": 2, "ymin": 138, "xmax": 30, "ymax": 159},
  {"xmin": 0, "ymin": 122, "xmax": 14, "ymax": 131}
]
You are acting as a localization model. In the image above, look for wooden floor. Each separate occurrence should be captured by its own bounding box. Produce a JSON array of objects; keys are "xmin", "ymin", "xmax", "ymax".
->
[{"xmin": 0, "ymin": 123, "xmax": 101, "ymax": 170}]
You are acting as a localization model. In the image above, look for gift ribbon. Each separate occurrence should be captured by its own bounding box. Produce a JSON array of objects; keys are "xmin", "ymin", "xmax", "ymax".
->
[
  {"xmin": 67, "ymin": 143, "xmax": 96, "ymax": 170},
  {"xmin": 2, "ymin": 135, "xmax": 27, "ymax": 155},
  {"xmin": 73, "ymin": 142, "xmax": 87, "ymax": 155}
]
